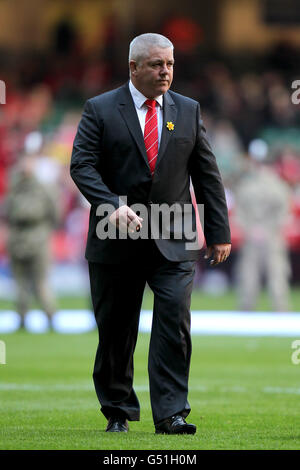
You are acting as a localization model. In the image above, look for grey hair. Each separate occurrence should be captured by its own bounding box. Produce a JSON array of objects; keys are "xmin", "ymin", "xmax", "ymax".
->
[{"xmin": 129, "ymin": 33, "xmax": 173, "ymax": 65}]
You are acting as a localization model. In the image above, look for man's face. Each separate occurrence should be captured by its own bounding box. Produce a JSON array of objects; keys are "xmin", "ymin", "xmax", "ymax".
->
[{"xmin": 130, "ymin": 47, "xmax": 174, "ymax": 99}]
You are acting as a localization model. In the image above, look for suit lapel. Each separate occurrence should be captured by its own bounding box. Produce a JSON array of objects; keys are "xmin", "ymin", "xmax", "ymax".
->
[
  {"xmin": 117, "ymin": 83, "xmax": 177, "ymax": 171},
  {"xmin": 118, "ymin": 83, "xmax": 149, "ymax": 169},
  {"xmin": 156, "ymin": 91, "xmax": 177, "ymax": 168}
]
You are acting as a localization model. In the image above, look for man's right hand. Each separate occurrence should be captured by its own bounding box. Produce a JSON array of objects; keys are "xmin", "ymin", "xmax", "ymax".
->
[{"xmin": 109, "ymin": 205, "xmax": 143, "ymax": 234}]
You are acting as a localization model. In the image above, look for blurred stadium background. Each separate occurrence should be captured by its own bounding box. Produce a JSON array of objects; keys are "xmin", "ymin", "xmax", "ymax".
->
[
  {"xmin": 1, "ymin": 0, "xmax": 300, "ymax": 451},
  {"xmin": 0, "ymin": 0, "xmax": 299, "ymax": 333}
]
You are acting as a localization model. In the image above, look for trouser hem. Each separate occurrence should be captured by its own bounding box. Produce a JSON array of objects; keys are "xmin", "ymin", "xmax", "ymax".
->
[
  {"xmin": 101, "ymin": 406, "xmax": 140, "ymax": 422},
  {"xmin": 154, "ymin": 407, "xmax": 191, "ymax": 426}
]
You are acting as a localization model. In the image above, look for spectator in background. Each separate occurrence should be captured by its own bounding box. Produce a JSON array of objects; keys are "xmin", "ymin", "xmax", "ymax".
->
[
  {"xmin": 5, "ymin": 145, "xmax": 60, "ymax": 329},
  {"xmin": 209, "ymin": 119, "xmax": 245, "ymax": 187},
  {"xmin": 234, "ymin": 139, "xmax": 292, "ymax": 312}
]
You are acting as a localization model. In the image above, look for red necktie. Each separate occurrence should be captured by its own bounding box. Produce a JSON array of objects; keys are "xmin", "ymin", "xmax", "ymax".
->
[{"xmin": 144, "ymin": 99, "xmax": 158, "ymax": 177}]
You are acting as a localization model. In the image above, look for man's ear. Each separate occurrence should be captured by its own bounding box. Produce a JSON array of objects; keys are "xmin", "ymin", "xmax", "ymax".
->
[{"xmin": 129, "ymin": 60, "xmax": 138, "ymax": 76}]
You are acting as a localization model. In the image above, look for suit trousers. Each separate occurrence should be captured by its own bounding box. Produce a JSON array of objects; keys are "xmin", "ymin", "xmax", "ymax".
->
[{"xmin": 88, "ymin": 238, "xmax": 196, "ymax": 424}]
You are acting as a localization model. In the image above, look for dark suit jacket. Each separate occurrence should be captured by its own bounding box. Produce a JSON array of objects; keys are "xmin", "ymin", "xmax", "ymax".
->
[{"xmin": 70, "ymin": 82, "xmax": 231, "ymax": 263}]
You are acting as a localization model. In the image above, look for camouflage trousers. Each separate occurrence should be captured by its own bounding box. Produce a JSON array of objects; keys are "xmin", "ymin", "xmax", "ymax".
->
[
  {"xmin": 10, "ymin": 250, "xmax": 56, "ymax": 319},
  {"xmin": 235, "ymin": 240, "xmax": 291, "ymax": 312}
]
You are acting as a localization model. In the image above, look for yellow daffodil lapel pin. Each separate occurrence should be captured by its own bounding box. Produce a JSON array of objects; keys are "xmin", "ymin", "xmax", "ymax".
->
[{"xmin": 166, "ymin": 121, "xmax": 175, "ymax": 131}]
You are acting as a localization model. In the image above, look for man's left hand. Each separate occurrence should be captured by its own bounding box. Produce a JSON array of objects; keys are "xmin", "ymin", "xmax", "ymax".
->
[{"xmin": 204, "ymin": 243, "xmax": 231, "ymax": 266}]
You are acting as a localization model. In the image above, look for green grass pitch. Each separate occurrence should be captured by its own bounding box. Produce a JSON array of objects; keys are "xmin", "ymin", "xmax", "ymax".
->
[{"xmin": 1, "ymin": 330, "xmax": 300, "ymax": 450}]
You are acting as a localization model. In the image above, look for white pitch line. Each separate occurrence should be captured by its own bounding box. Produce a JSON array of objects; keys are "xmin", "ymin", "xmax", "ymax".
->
[
  {"xmin": 1, "ymin": 310, "xmax": 300, "ymax": 335},
  {"xmin": 1, "ymin": 383, "xmax": 300, "ymax": 395},
  {"xmin": 0, "ymin": 383, "xmax": 93, "ymax": 391},
  {"xmin": 263, "ymin": 386, "xmax": 300, "ymax": 395}
]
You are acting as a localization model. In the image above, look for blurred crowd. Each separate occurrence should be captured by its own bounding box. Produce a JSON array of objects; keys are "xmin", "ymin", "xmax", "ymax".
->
[{"xmin": 0, "ymin": 34, "xmax": 300, "ymax": 311}]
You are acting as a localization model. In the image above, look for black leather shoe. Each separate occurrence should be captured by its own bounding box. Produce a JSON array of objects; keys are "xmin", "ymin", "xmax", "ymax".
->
[
  {"xmin": 106, "ymin": 417, "xmax": 129, "ymax": 432},
  {"xmin": 155, "ymin": 415, "xmax": 196, "ymax": 435}
]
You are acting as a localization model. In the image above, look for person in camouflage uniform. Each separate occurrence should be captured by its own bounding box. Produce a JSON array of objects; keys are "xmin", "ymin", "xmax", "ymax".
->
[
  {"xmin": 234, "ymin": 152, "xmax": 292, "ymax": 312},
  {"xmin": 6, "ymin": 155, "xmax": 59, "ymax": 328}
]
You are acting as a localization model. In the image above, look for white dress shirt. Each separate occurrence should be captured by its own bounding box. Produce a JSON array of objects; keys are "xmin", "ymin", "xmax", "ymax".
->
[{"xmin": 129, "ymin": 80, "xmax": 163, "ymax": 148}]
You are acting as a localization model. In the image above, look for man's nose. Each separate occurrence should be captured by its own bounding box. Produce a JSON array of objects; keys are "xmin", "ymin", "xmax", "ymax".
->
[{"xmin": 160, "ymin": 65, "xmax": 168, "ymax": 76}]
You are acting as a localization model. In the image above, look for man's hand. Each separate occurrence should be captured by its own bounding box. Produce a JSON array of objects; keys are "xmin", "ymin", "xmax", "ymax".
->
[
  {"xmin": 109, "ymin": 205, "xmax": 143, "ymax": 234},
  {"xmin": 204, "ymin": 243, "xmax": 231, "ymax": 266}
]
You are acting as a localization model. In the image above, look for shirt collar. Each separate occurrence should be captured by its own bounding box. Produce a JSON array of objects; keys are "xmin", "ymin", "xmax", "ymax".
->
[{"xmin": 129, "ymin": 80, "xmax": 163, "ymax": 109}]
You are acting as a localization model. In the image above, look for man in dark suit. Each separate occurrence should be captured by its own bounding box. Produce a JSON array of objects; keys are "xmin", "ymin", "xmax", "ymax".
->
[{"xmin": 71, "ymin": 33, "xmax": 231, "ymax": 434}]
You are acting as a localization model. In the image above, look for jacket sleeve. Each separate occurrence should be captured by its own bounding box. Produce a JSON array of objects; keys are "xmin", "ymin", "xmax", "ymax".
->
[
  {"xmin": 188, "ymin": 103, "xmax": 231, "ymax": 246},
  {"xmin": 70, "ymin": 99, "xmax": 124, "ymax": 210}
]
